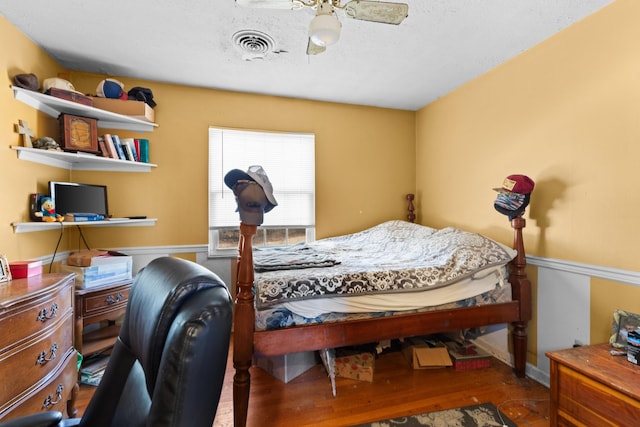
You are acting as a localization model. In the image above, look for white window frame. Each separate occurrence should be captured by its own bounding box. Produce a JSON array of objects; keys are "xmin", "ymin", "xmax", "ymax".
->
[{"xmin": 208, "ymin": 127, "xmax": 315, "ymax": 256}]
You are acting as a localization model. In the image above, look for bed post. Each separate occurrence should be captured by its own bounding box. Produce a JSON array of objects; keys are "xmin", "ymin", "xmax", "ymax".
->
[
  {"xmin": 233, "ymin": 222, "xmax": 257, "ymax": 427},
  {"xmin": 509, "ymin": 215, "xmax": 532, "ymax": 378},
  {"xmin": 406, "ymin": 193, "xmax": 415, "ymax": 223}
]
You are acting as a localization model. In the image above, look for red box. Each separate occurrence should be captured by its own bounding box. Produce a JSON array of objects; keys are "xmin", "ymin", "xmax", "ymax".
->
[
  {"xmin": 9, "ymin": 260, "xmax": 43, "ymax": 278},
  {"xmin": 47, "ymin": 88, "xmax": 94, "ymax": 106},
  {"xmin": 445, "ymin": 341, "xmax": 492, "ymax": 371}
]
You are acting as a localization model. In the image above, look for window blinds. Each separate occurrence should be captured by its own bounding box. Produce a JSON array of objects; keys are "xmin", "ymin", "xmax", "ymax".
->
[{"xmin": 208, "ymin": 128, "xmax": 315, "ymax": 228}]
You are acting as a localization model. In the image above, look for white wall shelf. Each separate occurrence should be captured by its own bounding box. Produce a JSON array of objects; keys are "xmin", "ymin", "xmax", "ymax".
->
[
  {"xmin": 12, "ymin": 218, "xmax": 157, "ymax": 234},
  {"xmin": 11, "ymin": 146, "xmax": 157, "ymax": 172},
  {"xmin": 12, "ymin": 86, "xmax": 157, "ymax": 133}
]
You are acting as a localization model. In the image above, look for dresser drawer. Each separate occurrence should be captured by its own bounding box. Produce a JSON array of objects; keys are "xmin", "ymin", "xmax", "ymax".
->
[
  {"xmin": 0, "ymin": 283, "xmax": 73, "ymax": 351},
  {"xmin": 77, "ymin": 283, "xmax": 130, "ymax": 319},
  {"xmin": 0, "ymin": 349, "xmax": 77, "ymax": 420},
  {"xmin": 0, "ymin": 312, "xmax": 74, "ymax": 405},
  {"xmin": 556, "ymin": 360, "xmax": 640, "ymax": 426}
]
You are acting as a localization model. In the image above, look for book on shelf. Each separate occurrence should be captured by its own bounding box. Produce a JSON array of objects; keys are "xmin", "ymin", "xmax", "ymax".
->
[
  {"xmin": 133, "ymin": 139, "xmax": 140, "ymax": 160},
  {"xmin": 80, "ymin": 372, "xmax": 103, "ymax": 386},
  {"xmin": 111, "ymin": 134, "xmax": 127, "ymax": 160},
  {"xmin": 98, "ymin": 137, "xmax": 109, "ymax": 158},
  {"xmin": 129, "ymin": 138, "xmax": 139, "ymax": 161},
  {"xmin": 64, "ymin": 213, "xmax": 105, "ymax": 222},
  {"xmin": 102, "ymin": 134, "xmax": 118, "ymax": 159},
  {"xmin": 136, "ymin": 138, "xmax": 149, "ymax": 163},
  {"xmin": 80, "ymin": 355, "xmax": 110, "ymax": 386},
  {"xmin": 81, "ymin": 355, "xmax": 110, "ymax": 375},
  {"xmin": 121, "ymin": 137, "xmax": 138, "ymax": 161}
]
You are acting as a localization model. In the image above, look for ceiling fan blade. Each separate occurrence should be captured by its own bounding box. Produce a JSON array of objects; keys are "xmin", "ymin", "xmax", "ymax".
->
[
  {"xmin": 306, "ymin": 38, "xmax": 326, "ymax": 55},
  {"xmin": 235, "ymin": 0, "xmax": 302, "ymax": 10},
  {"xmin": 343, "ymin": 1, "xmax": 408, "ymax": 25}
]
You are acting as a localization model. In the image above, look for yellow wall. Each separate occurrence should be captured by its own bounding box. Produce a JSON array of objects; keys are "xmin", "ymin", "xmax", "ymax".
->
[
  {"xmin": 0, "ymin": 16, "xmax": 72, "ymax": 261},
  {"xmin": 416, "ymin": 0, "xmax": 640, "ymax": 353},
  {"xmin": 416, "ymin": 0, "xmax": 640, "ymax": 268},
  {"xmin": 0, "ymin": 15, "xmax": 415, "ymax": 261}
]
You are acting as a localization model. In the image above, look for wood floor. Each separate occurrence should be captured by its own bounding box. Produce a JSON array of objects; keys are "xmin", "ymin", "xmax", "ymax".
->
[{"xmin": 76, "ymin": 340, "xmax": 550, "ymax": 426}]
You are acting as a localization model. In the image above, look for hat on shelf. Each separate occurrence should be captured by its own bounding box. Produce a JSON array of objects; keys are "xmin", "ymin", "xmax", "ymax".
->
[
  {"xmin": 224, "ymin": 165, "xmax": 278, "ymax": 212},
  {"xmin": 493, "ymin": 174, "xmax": 534, "ymax": 220},
  {"xmin": 42, "ymin": 77, "xmax": 82, "ymax": 94},
  {"xmin": 13, "ymin": 73, "xmax": 39, "ymax": 91},
  {"xmin": 96, "ymin": 78, "xmax": 127, "ymax": 99},
  {"xmin": 127, "ymin": 87, "xmax": 156, "ymax": 108}
]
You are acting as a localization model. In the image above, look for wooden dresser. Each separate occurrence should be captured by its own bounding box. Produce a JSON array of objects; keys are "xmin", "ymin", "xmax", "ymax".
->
[
  {"xmin": 0, "ymin": 273, "xmax": 78, "ymax": 420},
  {"xmin": 546, "ymin": 343, "xmax": 640, "ymax": 426}
]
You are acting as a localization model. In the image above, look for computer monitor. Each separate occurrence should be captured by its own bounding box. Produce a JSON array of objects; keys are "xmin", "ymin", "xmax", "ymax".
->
[{"xmin": 49, "ymin": 181, "xmax": 109, "ymax": 217}]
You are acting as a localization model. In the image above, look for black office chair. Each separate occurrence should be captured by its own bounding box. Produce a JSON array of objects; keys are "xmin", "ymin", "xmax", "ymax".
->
[{"xmin": 0, "ymin": 256, "xmax": 233, "ymax": 427}]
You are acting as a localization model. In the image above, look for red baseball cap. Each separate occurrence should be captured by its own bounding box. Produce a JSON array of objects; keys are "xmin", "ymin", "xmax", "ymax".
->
[{"xmin": 493, "ymin": 174, "xmax": 535, "ymax": 195}]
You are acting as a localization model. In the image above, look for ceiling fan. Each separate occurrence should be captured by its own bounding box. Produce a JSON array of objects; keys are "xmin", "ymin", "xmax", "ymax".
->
[{"xmin": 236, "ymin": 0, "xmax": 409, "ymax": 55}]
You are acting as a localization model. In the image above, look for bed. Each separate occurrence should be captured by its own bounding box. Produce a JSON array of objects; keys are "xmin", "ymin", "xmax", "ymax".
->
[{"xmin": 232, "ymin": 194, "xmax": 531, "ymax": 427}]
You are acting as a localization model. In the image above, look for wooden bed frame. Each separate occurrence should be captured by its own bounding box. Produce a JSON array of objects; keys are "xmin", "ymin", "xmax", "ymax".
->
[{"xmin": 232, "ymin": 194, "xmax": 532, "ymax": 426}]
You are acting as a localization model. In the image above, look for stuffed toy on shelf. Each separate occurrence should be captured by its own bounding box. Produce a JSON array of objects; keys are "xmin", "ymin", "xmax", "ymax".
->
[{"xmin": 34, "ymin": 197, "xmax": 64, "ymax": 222}]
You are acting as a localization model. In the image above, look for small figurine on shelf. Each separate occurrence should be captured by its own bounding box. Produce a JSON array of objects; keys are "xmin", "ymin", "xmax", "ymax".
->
[
  {"xmin": 32, "ymin": 136, "xmax": 62, "ymax": 151},
  {"xmin": 34, "ymin": 197, "xmax": 64, "ymax": 222}
]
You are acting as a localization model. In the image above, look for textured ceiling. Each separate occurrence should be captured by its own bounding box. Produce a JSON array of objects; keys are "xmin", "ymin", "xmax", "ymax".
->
[{"xmin": 0, "ymin": 0, "xmax": 612, "ymax": 110}]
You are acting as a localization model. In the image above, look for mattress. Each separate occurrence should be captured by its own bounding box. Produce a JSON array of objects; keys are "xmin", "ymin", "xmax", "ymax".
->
[
  {"xmin": 278, "ymin": 264, "xmax": 509, "ymax": 318},
  {"xmin": 255, "ymin": 282, "xmax": 512, "ymax": 332}
]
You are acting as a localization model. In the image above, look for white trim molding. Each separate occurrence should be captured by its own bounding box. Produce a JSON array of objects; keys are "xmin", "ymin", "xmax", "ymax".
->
[{"xmin": 527, "ymin": 255, "xmax": 640, "ymax": 287}]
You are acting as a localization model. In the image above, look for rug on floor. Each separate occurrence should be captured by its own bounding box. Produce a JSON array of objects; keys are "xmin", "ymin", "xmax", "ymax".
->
[{"xmin": 351, "ymin": 402, "xmax": 517, "ymax": 427}]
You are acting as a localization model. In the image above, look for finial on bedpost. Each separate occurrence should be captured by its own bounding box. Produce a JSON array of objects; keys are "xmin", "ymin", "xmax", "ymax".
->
[{"xmin": 406, "ymin": 193, "xmax": 415, "ymax": 223}]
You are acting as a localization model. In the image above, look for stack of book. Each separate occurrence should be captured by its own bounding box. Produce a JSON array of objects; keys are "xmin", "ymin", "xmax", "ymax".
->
[
  {"xmin": 64, "ymin": 213, "xmax": 105, "ymax": 222},
  {"xmin": 98, "ymin": 134, "xmax": 150, "ymax": 163},
  {"xmin": 80, "ymin": 355, "xmax": 110, "ymax": 386}
]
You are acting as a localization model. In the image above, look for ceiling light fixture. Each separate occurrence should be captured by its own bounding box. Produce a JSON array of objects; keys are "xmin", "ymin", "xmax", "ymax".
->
[{"xmin": 308, "ymin": 1, "xmax": 341, "ymax": 47}]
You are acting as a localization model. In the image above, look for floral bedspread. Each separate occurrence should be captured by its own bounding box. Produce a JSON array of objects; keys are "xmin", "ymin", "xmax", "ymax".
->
[{"xmin": 253, "ymin": 220, "xmax": 516, "ymax": 309}]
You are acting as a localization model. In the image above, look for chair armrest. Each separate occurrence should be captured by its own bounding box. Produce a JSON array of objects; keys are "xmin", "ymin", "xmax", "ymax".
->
[{"xmin": 0, "ymin": 412, "xmax": 63, "ymax": 427}]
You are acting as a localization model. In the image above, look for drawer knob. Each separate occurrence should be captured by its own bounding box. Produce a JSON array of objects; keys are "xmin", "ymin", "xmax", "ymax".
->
[
  {"xmin": 36, "ymin": 303, "xmax": 59, "ymax": 322},
  {"xmin": 105, "ymin": 293, "xmax": 124, "ymax": 304},
  {"xmin": 42, "ymin": 384, "xmax": 64, "ymax": 409},
  {"xmin": 36, "ymin": 343, "xmax": 58, "ymax": 364}
]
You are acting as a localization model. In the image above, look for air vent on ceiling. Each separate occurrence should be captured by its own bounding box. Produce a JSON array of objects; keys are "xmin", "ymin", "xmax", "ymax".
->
[{"xmin": 232, "ymin": 30, "xmax": 277, "ymax": 60}]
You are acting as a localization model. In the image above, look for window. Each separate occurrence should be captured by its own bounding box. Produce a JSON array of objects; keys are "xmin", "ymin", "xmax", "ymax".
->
[{"xmin": 208, "ymin": 127, "xmax": 315, "ymax": 256}]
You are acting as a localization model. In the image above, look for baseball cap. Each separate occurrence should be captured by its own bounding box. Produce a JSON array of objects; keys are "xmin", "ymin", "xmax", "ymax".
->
[
  {"xmin": 493, "ymin": 174, "xmax": 535, "ymax": 195},
  {"xmin": 494, "ymin": 193, "xmax": 531, "ymax": 220},
  {"xmin": 96, "ymin": 78, "xmax": 127, "ymax": 99},
  {"xmin": 224, "ymin": 165, "xmax": 278, "ymax": 212}
]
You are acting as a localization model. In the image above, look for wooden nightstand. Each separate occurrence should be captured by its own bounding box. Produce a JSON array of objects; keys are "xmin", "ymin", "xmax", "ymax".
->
[
  {"xmin": 546, "ymin": 343, "xmax": 640, "ymax": 426},
  {"xmin": 74, "ymin": 280, "xmax": 132, "ymax": 358}
]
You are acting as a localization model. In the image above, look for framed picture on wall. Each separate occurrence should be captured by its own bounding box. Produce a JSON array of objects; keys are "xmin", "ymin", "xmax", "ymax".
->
[
  {"xmin": 0, "ymin": 254, "xmax": 11, "ymax": 283},
  {"xmin": 610, "ymin": 309, "xmax": 640, "ymax": 349}
]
